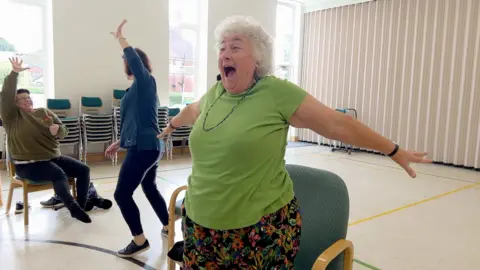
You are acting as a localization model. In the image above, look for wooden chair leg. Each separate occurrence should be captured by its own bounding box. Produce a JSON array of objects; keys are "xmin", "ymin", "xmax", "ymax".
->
[
  {"xmin": 23, "ymin": 184, "xmax": 29, "ymax": 226},
  {"xmin": 344, "ymin": 242, "xmax": 354, "ymax": 270},
  {"xmin": 5, "ymin": 182, "xmax": 15, "ymax": 214},
  {"xmin": 72, "ymin": 180, "xmax": 77, "ymax": 199},
  {"xmin": 167, "ymin": 186, "xmax": 187, "ymax": 270},
  {"xmin": 167, "ymin": 211, "xmax": 176, "ymax": 270}
]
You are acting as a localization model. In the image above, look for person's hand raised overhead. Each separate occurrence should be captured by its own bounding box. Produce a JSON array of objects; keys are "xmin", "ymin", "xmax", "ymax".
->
[
  {"xmin": 111, "ymin": 19, "xmax": 127, "ymax": 40},
  {"xmin": 9, "ymin": 57, "xmax": 29, "ymax": 73}
]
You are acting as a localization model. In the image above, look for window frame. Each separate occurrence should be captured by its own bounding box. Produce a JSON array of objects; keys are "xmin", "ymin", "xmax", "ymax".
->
[
  {"xmin": 168, "ymin": 0, "xmax": 202, "ymax": 107},
  {"xmin": 275, "ymin": 0, "xmax": 301, "ymax": 83},
  {"xmin": 1, "ymin": 0, "xmax": 53, "ymax": 108}
]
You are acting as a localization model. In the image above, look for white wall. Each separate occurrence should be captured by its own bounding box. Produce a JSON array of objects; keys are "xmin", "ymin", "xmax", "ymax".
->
[
  {"xmin": 198, "ymin": 0, "xmax": 278, "ymax": 96},
  {"xmin": 52, "ymin": 0, "xmax": 170, "ymax": 114},
  {"xmin": 52, "ymin": 0, "xmax": 278, "ymax": 111},
  {"xmin": 51, "ymin": 0, "xmax": 279, "ymax": 154}
]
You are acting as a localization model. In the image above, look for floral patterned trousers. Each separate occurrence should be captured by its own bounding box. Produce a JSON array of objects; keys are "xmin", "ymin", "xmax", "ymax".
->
[{"xmin": 181, "ymin": 198, "xmax": 302, "ymax": 269}]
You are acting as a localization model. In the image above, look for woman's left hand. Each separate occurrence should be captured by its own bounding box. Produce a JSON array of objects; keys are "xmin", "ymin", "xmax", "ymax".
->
[
  {"xmin": 110, "ymin": 19, "xmax": 127, "ymax": 39},
  {"xmin": 49, "ymin": 124, "xmax": 60, "ymax": 136},
  {"xmin": 391, "ymin": 149, "xmax": 432, "ymax": 178}
]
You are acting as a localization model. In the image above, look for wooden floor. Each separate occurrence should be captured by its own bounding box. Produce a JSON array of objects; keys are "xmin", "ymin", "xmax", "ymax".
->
[{"xmin": 1, "ymin": 146, "xmax": 479, "ymax": 270}]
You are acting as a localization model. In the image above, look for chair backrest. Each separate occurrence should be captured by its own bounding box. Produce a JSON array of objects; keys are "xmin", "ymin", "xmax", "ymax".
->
[
  {"xmin": 81, "ymin": 97, "xmax": 103, "ymax": 115},
  {"xmin": 47, "ymin": 99, "xmax": 71, "ymax": 118},
  {"xmin": 112, "ymin": 89, "xmax": 126, "ymax": 107},
  {"xmin": 168, "ymin": 107, "xmax": 180, "ymax": 118},
  {"xmin": 286, "ymin": 164, "xmax": 350, "ymax": 270}
]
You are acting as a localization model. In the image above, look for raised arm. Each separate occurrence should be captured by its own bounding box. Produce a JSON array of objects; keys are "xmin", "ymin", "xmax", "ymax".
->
[
  {"xmin": 0, "ymin": 58, "xmax": 29, "ymax": 123},
  {"xmin": 290, "ymin": 94, "xmax": 432, "ymax": 178},
  {"xmin": 157, "ymin": 101, "xmax": 202, "ymax": 138},
  {"xmin": 111, "ymin": 19, "xmax": 150, "ymax": 83}
]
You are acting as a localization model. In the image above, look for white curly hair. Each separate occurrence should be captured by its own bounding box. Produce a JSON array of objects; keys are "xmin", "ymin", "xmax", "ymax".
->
[{"xmin": 214, "ymin": 15, "xmax": 274, "ymax": 78}]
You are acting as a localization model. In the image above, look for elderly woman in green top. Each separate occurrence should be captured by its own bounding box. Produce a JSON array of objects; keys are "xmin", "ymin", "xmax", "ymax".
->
[{"xmin": 159, "ymin": 16, "xmax": 431, "ymax": 268}]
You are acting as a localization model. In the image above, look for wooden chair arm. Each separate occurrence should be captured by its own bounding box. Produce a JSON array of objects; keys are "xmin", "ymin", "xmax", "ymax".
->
[
  {"xmin": 167, "ymin": 185, "xmax": 187, "ymax": 270},
  {"xmin": 168, "ymin": 185, "xmax": 187, "ymax": 216},
  {"xmin": 312, "ymin": 239, "xmax": 354, "ymax": 270}
]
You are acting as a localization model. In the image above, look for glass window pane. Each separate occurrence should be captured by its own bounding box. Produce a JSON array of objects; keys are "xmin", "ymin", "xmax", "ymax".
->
[
  {"xmin": 169, "ymin": 0, "xmax": 199, "ymax": 27},
  {"xmin": 0, "ymin": 0, "xmax": 46, "ymax": 108},
  {"xmin": 275, "ymin": 66, "xmax": 290, "ymax": 80},
  {"xmin": 169, "ymin": 73, "xmax": 195, "ymax": 105},
  {"xmin": 170, "ymin": 28, "xmax": 196, "ymax": 60},
  {"xmin": 275, "ymin": 4, "xmax": 295, "ymax": 65},
  {"xmin": 169, "ymin": 0, "xmax": 199, "ymax": 106}
]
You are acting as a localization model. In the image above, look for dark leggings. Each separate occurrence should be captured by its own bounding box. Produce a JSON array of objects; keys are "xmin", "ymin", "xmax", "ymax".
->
[
  {"xmin": 114, "ymin": 146, "xmax": 169, "ymax": 236},
  {"xmin": 14, "ymin": 155, "xmax": 90, "ymax": 208}
]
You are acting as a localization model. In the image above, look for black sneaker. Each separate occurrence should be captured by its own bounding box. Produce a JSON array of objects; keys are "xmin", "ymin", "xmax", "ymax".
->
[
  {"xmin": 91, "ymin": 197, "xmax": 113, "ymax": 210},
  {"xmin": 86, "ymin": 183, "xmax": 113, "ymax": 211},
  {"xmin": 68, "ymin": 203, "xmax": 92, "ymax": 223},
  {"xmin": 167, "ymin": 241, "xmax": 184, "ymax": 263},
  {"xmin": 161, "ymin": 227, "xmax": 168, "ymax": 238},
  {"xmin": 15, "ymin": 201, "xmax": 31, "ymax": 214},
  {"xmin": 40, "ymin": 195, "xmax": 64, "ymax": 208},
  {"xmin": 117, "ymin": 240, "xmax": 150, "ymax": 258}
]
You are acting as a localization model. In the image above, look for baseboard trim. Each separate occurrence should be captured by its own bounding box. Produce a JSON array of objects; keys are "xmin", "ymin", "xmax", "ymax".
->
[
  {"xmin": 289, "ymin": 136, "xmax": 300, "ymax": 142},
  {"xmin": 0, "ymin": 147, "xmax": 191, "ymax": 170}
]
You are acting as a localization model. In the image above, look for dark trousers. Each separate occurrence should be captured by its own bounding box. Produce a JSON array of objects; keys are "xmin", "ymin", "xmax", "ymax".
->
[
  {"xmin": 114, "ymin": 146, "xmax": 168, "ymax": 236},
  {"xmin": 15, "ymin": 155, "xmax": 90, "ymax": 208}
]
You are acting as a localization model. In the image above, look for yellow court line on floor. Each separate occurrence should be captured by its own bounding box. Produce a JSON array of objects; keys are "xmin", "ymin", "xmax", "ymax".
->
[{"xmin": 348, "ymin": 182, "xmax": 480, "ymax": 227}]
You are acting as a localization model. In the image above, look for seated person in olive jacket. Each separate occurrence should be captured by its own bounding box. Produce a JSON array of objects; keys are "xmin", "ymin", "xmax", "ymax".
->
[{"xmin": 0, "ymin": 57, "xmax": 111, "ymax": 223}]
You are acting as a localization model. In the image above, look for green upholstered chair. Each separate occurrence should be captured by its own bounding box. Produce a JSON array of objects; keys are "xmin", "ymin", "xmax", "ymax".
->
[
  {"xmin": 47, "ymin": 98, "xmax": 72, "ymax": 118},
  {"xmin": 286, "ymin": 164, "xmax": 353, "ymax": 270},
  {"xmin": 81, "ymin": 96, "xmax": 103, "ymax": 114},
  {"xmin": 167, "ymin": 164, "xmax": 353, "ymax": 270},
  {"xmin": 112, "ymin": 89, "xmax": 126, "ymax": 107}
]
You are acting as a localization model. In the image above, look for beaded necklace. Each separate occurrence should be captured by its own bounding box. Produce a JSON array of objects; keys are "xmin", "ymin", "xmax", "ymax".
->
[{"xmin": 202, "ymin": 75, "xmax": 260, "ymax": 132}]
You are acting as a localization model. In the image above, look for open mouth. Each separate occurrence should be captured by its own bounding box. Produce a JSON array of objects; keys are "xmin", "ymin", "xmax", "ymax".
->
[{"xmin": 224, "ymin": 66, "xmax": 236, "ymax": 78}]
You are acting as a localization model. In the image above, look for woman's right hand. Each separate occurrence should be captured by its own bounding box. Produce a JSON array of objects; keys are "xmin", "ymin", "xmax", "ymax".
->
[
  {"xmin": 157, "ymin": 124, "xmax": 175, "ymax": 139},
  {"xmin": 105, "ymin": 140, "xmax": 121, "ymax": 159},
  {"xmin": 110, "ymin": 19, "xmax": 127, "ymax": 40}
]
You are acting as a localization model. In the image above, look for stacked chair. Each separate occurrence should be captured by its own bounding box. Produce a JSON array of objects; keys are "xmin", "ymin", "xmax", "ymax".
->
[
  {"xmin": 111, "ymin": 89, "xmax": 126, "ymax": 165},
  {"xmin": 80, "ymin": 97, "xmax": 114, "ymax": 164},
  {"xmin": 112, "ymin": 105, "xmax": 121, "ymax": 165},
  {"xmin": 112, "ymin": 89, "xmax": 126, "ymax": 107},
  {"xmin": 158, "ymin": 106, "xmax": 172, "ymax": 159},
  {"xmin": 47, "ymin": 99, "xmax": 82, "ymax": 160},
  {"xmin": 168, "ymin": 108, "xmax": 192, "ymax": 157}
]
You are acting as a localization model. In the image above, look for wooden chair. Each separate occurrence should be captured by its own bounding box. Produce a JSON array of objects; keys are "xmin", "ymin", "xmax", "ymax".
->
[
  {"xmin": 167, "ymin": 164, "xmax": 354, "ymax": 270},
  {"xmin": 167, "ymin": 185, "xmax": 187, "ymax": 270},
  {"xmin": 4, "ymin": 161, "xmax": 77, "ymax": 226}
]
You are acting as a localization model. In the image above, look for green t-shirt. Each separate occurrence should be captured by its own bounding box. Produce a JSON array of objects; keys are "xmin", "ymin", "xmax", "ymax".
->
[{"xmin": 185, "ymin": 76, "xmax": 308, "ymax": 230}]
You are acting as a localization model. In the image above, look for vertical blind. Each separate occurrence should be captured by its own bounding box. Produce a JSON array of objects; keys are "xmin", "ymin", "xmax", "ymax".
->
[{"xmin": 299, "ymin": 0, "xmax": 480, "ymax": 169}]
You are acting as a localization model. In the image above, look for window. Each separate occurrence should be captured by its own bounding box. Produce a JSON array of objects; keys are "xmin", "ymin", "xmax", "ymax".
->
[
  {"xmin": 0, "ymin": 0, "xmax": 51, "ymax": 108},
  {"xmin": 168, "ymin": 0, "xmax": 200, "ymax": 107},
  {"xmin": 275, "ymin": 1, "xmax": 299, "ymax": 82}
]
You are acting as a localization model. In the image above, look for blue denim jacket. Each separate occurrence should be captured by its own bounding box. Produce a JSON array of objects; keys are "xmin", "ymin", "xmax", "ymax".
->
[{"xmin": 119, "ymin": 47, "xmax": 162, "ymax": 151}]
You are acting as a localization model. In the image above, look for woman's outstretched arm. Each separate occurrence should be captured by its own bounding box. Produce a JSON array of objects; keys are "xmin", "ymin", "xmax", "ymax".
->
[{"xmin": 111, "ymin": 19, "xmax": 150, "ymax": 83}]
